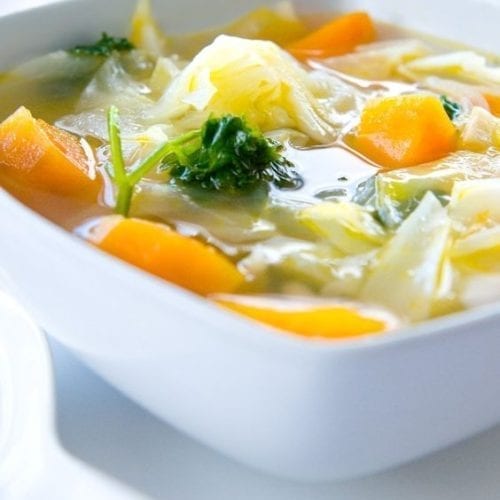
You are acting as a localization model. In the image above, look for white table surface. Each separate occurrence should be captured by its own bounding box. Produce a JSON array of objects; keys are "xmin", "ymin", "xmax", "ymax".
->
[
  {"xmin": 2, "ymin": 1, "xmax": 500, "ymax": 498},
  {"xmin": 49, "ymin": 336, "xmax": 500, "ymax": 500}
]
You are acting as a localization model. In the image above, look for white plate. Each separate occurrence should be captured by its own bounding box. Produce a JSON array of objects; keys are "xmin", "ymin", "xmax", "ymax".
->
[
  {"xmin": 0, "ymin": 290, "xmax": 144, "ymax": 499},
  {"xmin": 1, "ymin": 0, "xmax": 500, "ymax": 481}
]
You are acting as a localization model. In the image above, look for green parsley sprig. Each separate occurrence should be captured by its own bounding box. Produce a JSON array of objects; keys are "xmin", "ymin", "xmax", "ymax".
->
[
  {"xmin": 161, "ymin": 115, "xmax": 302, "ymax": 193},
  {"xmin": 107, "ymin": 107, "xmax": 301, "ymax": 216},
  {"xmin": 70, "ymin": 33, "xmax": 134, "ymax": 57}
]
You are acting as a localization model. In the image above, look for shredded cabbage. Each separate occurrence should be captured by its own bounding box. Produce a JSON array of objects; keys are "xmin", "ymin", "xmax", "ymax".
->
[{"xmin": 149, "ymin": 35, "xmax": 343, "ymax": 143}]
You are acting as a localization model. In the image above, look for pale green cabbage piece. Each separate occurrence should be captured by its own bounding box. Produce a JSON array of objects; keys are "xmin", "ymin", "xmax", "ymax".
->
[
  {"xmin": 323, "ymin": 39, "xmax": 431, "ymax": 80},
  {"xmin": 10, "ymin": 50, "xmax": 102, "ymax": 81},
  {"xmin": 299, "ymin": 201, "xmax": 386, "ymax": 255},
  {"xmin": 238, "ymin": 236, "xmax": 374, "ymax": 296},
  {"xmin": 398, "ymin": 51, "xmax": 500, "ymax": 85},
  {"xmin": 421, "ymin": 76, "xmax": 488, "ymax": 112},
  {"xmin": 376, "ymin": 150, "xmax": 500, "ymax": 227},
  {"xmin": 448, "ymin": 179, "xmax": 500, "ymax": 271},
  {"xmin": 149, "ymin": 35, "xmax": 349, "ymax": 142},
  {"xmin": 56, "ymin": 54, "xmax": 157, "ymax": 141},
  {"xmin": 449, "ymin": 178, "xmax": 500, "ymax": 230},
  {"xmin": 238, "ymin": 237, "xmax": 337, "ymax": 292},
  {"xmin": 77, "ymin": 55, "xmax": 152, "ymax": 112},
  {"xmin": 362, "ymin": 192, "xmax": 451, "ymax": 321},
  {"xmin": 453, "ymin": 226, "xmax": 500, "ymax": 265},
  {"xmin": 149, "ymin": 56, "xmax": 186, "ymax": 95},
  {"xmin": 459, "ymin": 107, "xmax": 500, "ymax": 151},
  {"xmin": 130, "ymin": 183, "xmax": 276, "ymax": 249}
]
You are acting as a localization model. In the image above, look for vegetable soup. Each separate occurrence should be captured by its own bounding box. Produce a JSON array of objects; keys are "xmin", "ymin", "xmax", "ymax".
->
[{"xmin": 1, "ymin": 0, "xmax": 500, "ymax": 339}]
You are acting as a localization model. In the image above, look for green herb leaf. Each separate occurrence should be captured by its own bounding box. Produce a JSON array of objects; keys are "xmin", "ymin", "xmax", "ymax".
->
[
  {"xmin": 440, "ymin": 95, "xmax": 462, "ymax": 121},
  {"xmin": 107, "ymin": 110, "xmax": 301, "ymax": 216},
  {"xmin": 161, "ymin": 115, "xmax": 302, "ymax": 194},
  {"xmin": 70, "ymin": 33, "xmax": 134, "ymax": 57}
]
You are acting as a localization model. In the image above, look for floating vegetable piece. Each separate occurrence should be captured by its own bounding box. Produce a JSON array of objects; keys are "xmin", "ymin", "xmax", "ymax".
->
[
  {"xmin": 172, "ymin": 2, "xmax": 308, "ymax": 58},
  {"xmin": 287, "ymin": 12, "xmax": 376, "ymax": 61},
  {"xmin": 484, "ymin": 91, "xmax": 500, "ymax": 117},
  {"xmin": 78, "ymin": 56, "xmax": 153, "ymax": 112},
  {"xmin": 91, "ymin": 216, "xmax": 245, "ymax": 295},
  {"xmin": 70, "ymin": 33, "xmax": 134, "ymax": 57},
  {"xmin": 449, "ymin": 179, "xmax": 500, "ymax": 271},
  {"xmin": 449, "ymin": 178, "xmax": 500, "ymax": 228},
  {"xmin": 107, "ymin": 105, "xmax": 178, "ymax": 216},
  {"xmin": 452, "ymin": 226, "xmax": 500, "ymax": 272},
  {"xmin": 398, "ymin": 51, "xmax": 500, "ymax": 86},
  {"xmin": 353, "ymin": 94, "xmax": 457, "ymax": 168},
  {"xmin": 459, "ymin": 106, "xmax": 500, "ymax": 152},
  {"xmin": 149, "ymin": 57, "xmax": 184, "ymax": 95},
  {"xmin": 299, "ymin": 201, "xmax": 386, "ymax": 255},
  {"xmin": 108, "ymin": 107, "xmax": 300, "ymax": 215},
  {"xmin": 362, "ymin": 192, "xmax": 450, "ymax": 321},
  {"xmin": 422, "ymin": 77, "xmax": 489, "ymax": 111},
  {"xmin": 375, "ymin": 151, "xmax": 500, "ymax": 227},
  {"xmin": 132, "ymin": 183, "xmax": 276, "ymax": 247},
  {"xmin": 130, "ymin": 0, "xmax": 171, "ymax": 56},
  {"xmin": 0, "ymin": 106, "xmax": 99, "ymax": 199},
  {"xmin": 151, "ymin": 35, "xmax": 338, "ymax": 143},
  {"xmin": 161, "ymin": 115, "xmax": 302, "ymax": 193},
  {"xmin": 238, "ymin": 236, "xmax": 354, "ymax": 294},
  {"xmin": 322, "ymin": 39, "xmax": 431, "ymax": 80},
  {"xmin": 213, "ymin": 294, "xmax": 393, "ymax": 339}
]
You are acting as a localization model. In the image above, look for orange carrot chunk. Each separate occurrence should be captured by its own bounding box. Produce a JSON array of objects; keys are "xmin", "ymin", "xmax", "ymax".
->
[
  {"xmin": 484, "ymin": 93, "xmax": 500, "ymax": 117},
  {"xmin": 214, "ymin": 295, "xmax": 392, "ymax": 339},
  {"xmin": 0, "ymin": 106, "xmax": 99, "ymax": 199},
  {"xmin": 353, "ymin": 94, "xmax": 457, "ymax": 169},
  {"xmin": 287, "ymin": 11, "xmax": 376, "ymax": 61},
  {"xmin": 93, "ymin": 217, "xmax": 245, "ymax": 296}
]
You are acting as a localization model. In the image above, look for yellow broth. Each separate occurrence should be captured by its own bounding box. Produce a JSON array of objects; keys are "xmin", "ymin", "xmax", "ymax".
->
[{"xmin": 1, "ymin": 4, "xmax": 500, "ymax": 337}]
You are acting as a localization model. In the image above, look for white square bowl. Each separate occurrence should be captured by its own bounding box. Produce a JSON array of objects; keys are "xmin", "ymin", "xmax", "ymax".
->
[{"xmin": 1, "ymin": 0, "xmax": 500, "ymax": 482}]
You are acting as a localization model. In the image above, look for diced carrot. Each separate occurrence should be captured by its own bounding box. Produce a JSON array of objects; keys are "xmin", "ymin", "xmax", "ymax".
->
[
  {"xmin": 287, "ymin": 12, "xmax": 376, "ymax": 61},
  {"xmin": 353, "ymin": 94, "xmax": 457, "ymax": 169},
  {"xmin": 214, "ymin": 295, "xmax": 392, "ymax": 339},
  {"xmin": 93, "ymin": 217, "xmax": 245, "ymax": 296},
  {"xmin": 0, "ymin": 106, "xmax": 99, "ymax": 199},
  {"xmin": 484, "ymin": 93, "xmax": 500, "ymax": 117}
]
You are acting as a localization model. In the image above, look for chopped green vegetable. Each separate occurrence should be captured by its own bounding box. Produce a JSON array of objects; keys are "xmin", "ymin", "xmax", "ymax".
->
[
  {"xmin": 70, "ymin": 33, "xmax": 135, "ymax": 57},
  {"xmin": 107, "ymin": 109, "xmax": 299, "ymax": 216},
  {"xmin": 440, "ymin": 95, "xmax": 462, "ymax": 121},
  {"xmin": 160, "ymin": 115, "xmax": 302, "ymax": 194},
  {"xmin": 107, "ymin": 105, "xmax": 178, "ymax": 216}
]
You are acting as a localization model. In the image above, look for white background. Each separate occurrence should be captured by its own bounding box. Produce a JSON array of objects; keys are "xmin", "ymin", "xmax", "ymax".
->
[{"xmin": 2, "ymin": 1, "xmax": 500, "ymax": 498}]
